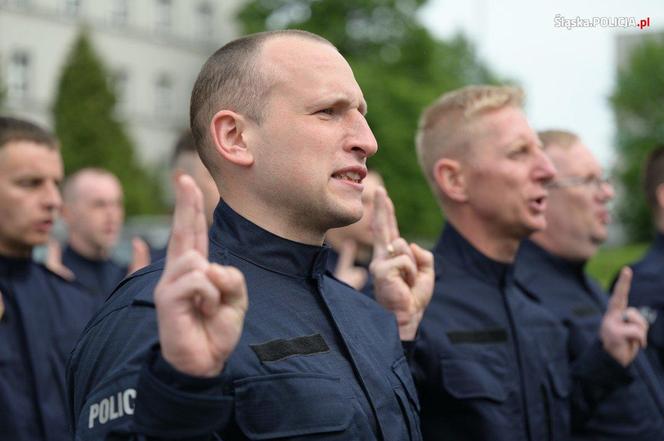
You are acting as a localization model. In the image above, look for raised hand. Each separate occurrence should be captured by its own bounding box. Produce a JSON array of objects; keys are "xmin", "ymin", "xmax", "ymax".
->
[
  {"xmin": 127, "ymin": 237, "xmax": 151, "ymax": 276},
  {"xmin": 370, "ymin": 186, "xmax": 434, "ymax": 340},
  {"xmin": 334, "ymin": 240, "xmax": 368, "ymax": 290},
  {"xmin": 45, "ymin": 239, "xmax": 75, "ymax": 281},
  {"xmin": 154, "ymin": 175, "xmax": 248, "ymax": 377},
  {"xmin": 600, "ymin": 267, "xmax": 648, "ymax": 367}
]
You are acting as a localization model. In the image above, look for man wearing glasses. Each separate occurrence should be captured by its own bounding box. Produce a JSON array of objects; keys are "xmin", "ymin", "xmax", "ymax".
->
[{"xmin": 514, "ymin": 130, "xmax": 664, "ymax": 440}]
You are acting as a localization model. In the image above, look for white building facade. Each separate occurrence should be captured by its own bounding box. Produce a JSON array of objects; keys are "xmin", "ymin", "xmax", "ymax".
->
[{"xmin": 0, "ymin": 0, "xmax": 244, "ymax": 166}]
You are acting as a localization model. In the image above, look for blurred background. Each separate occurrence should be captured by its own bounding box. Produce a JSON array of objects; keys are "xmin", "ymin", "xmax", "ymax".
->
[{"xmin": 1, "ymin": 0, "xmax": 663, "ymax": 287}]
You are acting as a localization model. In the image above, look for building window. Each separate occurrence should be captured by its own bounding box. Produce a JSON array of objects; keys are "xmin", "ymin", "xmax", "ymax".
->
[
  {"xmin": 63, "ymin": 0, "xmax": 81, "ymax": 16},
  {"xmin": 155, "ymin": 0, "xmax": 172, "ymax": 33},
  {"xmin": 154, "ymin": 73, "xmax": 173, "ymax": 116},
  {"xmin": 196, "ymin": 3, "xmax": 213, "ymax": 40},
  {"xmin": 7, "ymin": 51, "xmax": 30, "ymax": 101},
  {"xmin": 110, "ymin": 0, "xmax": 128, "ymax": 26}
]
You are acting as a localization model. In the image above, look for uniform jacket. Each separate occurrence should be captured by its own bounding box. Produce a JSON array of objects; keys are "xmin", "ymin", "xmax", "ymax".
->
[
  {"xmin": 0, "ymin": 255, "xmax": 99, "ymax": 441},
  {"xmin": 515, "ymin": 239, "xmax": 664, "ymax": 441},
  {"xmin": 412, "ymin": 224, "xmax": 630, "ymax": 441},
  {"xmin": 62, "ymin": 244, "xmax": 127, "ymax": 300},
  {"xmin": 627, "ymin": 233, "xmax": 664, "ymax": 383},
  {"xmin": 67, "ymin": 201, "xmax": 421, "ymax": 441}
]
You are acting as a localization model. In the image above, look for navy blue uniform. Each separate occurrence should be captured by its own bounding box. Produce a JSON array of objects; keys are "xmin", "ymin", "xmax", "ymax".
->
[
  {"xmin": 67, "ymin": 202, "xmax": 421, "ymax": 440},
  {"xmin": 0, "ymin": 255, "xmax": 99, "ymax": 441},
  {"xmin": 325, "ymin": 247, "xmax": 374, "ymax": 298},
  {"xmin": 626, "ymin": 233, "xmax": 664, "ymax": 382},
  {"xmin": 515, "ymin": 239, "xmax": 664, "ymax": 440},
  {"xmin": 62, "ymin": 244, "xmax": 127, "ymax": 299},
  {"xmin": 413, "ymin": 224, "xmax": 628, "ymax": 441},
  {"xmin": 412, "ymin": 224, "xmax": 570, "ymax": 441}
]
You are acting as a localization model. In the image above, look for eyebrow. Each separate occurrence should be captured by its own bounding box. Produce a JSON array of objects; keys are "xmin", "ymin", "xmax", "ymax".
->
[{"xmin": 310, "ymin": 94, "xmax": 368, "ymax": 115}]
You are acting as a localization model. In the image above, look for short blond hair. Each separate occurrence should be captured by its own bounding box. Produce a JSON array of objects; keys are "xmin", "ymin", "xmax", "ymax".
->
[
  {"xmin": 538, "ymin": 129, "xmax": 579, "ymax": 151},
  {"xmin": 415, "ymin": 85, "xmax": 524, "ymax": 190}
]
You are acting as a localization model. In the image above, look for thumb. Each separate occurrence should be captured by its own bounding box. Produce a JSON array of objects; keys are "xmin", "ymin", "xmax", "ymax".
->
[
  {"xmin": 608, "ymin": 266, "xmax": 632, "ymax": 313},
  {"xmin": 207, "ymin": 264, "xmax": 248, "ymax": 312},
  {"xmin": 0, "ymin": 289, "xmax": 4, "ymax": 321},
  {"xmin": 336, "ymin": 240, "xmax": 358, "ymax": 272},
  {"xmin": 46, "ymin": 239, "xmax": 63, "ymax": 267},
  {"xmin": 410, "ymin": 243, "xmax": 434, "ymax": 272},
  {"xmin": 128, "ymin": 237, "xmax": 151, "ymax": 275}
]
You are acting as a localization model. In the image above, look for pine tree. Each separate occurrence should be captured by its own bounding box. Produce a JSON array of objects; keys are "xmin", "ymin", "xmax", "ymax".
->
[{"xmin": 53, "ymin": 30, "xmax": 165, "ymax": 215}]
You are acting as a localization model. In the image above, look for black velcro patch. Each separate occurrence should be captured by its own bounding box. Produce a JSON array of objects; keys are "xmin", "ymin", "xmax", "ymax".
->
[
  {"xmin": 250, "ymin": 334, "xmax": 330, "ymax": 362},
  {"xmin": 447, "ymin": 328, "xmax": 508, "ymax": 344},
  {"xmin": 572, "ymin": 306, "xmax": 600, "ymax": 318}
]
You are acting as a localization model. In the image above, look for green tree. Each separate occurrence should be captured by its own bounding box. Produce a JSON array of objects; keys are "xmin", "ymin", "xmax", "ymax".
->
[
  {"xmin": 53, "ymin": 31, "xmax": 165, "ymax": 215},
  {"xmin": 238, "ymin": 0, "xmax": 501, "ymax": 238},
  {"xmin": 611, "ymin": 35, "xmax": 664, "ymax": 242},
  {"xmin": 0, "ymin": 54, "xmax": 6, "ymax": 108}
]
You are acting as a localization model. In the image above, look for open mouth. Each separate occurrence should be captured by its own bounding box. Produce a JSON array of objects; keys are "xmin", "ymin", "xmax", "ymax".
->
[
  {"xmin": 529, "ymin": 196, "xmax": 547, "ymax": 212},
  {"xmin": 332, "ymin": 170, "xmax": 363, "ymax": 183}
]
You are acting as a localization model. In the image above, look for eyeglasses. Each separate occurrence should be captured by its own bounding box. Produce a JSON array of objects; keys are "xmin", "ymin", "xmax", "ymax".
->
[{"xmin": 546, "ymin": 175, "xmax": 612, "ymax": 190}]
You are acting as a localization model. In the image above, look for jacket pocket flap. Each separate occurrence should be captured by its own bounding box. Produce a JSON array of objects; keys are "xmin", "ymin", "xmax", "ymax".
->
[
  {"xmin": 235, "ymin": 373, "xmax": 352, "ymax": 439},
  {"xmin": 441, "ymin": 358, "xmax": 508, "ymax": 402}
]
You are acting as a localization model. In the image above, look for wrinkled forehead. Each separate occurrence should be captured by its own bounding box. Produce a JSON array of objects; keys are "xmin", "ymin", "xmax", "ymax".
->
[
  {"xmin": 259, "ymin": 36, "xmax": 365, "ymax": 108},
  {"xmin": 469, "ymin": 106, "xmax": 536, "ymax": 153}
]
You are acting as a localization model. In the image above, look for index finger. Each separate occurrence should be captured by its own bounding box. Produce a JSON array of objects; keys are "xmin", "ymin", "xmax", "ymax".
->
[
  {"xmin": 167, "ymin": 175, "xmax": 208, "ymax": 266},
  {"xmin": 608, "ymin": 266, "xmax": 633, "ymax": 312},
  {"xmin": 371, "ymin": 187, "xmax": 399, "ymax": 256}
]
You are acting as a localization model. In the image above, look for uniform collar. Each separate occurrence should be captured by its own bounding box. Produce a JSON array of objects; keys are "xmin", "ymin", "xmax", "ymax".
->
[
  {"xmin": 0, "ymin": 254, "xmax": 32, "ymax": 278},
  {"xmin": 653, "ymin": 232, "xmax": 664, "ymax": 253},
  {"xmin": 209, "ymin": 201, "xmax": 330, "ymax": 278},
  {"xmin": 516, "ymin": 239, "xmax": 601, "ymax": 303},
  {"xmin": 434, "ymin": 222, "xmax": 512, "ymax": 286},
  {"xmin": 63, "ymin": 244, "xmax": 110, "ymax": 265},
  {"xmin": 519, "ymin": 239, "xmax": 586, "ymax": 280}
]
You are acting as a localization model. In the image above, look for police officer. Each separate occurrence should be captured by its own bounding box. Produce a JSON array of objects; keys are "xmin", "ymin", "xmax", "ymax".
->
[
  {"xmin": 325, "ymin": 169, "xmax": 383, "ymax": 295},
  {"xmin": 622, "ymin": 145, "xmax": 664, "ymax": 380},
  {"xmin": 412, "ymin": 86, "xmax": 647, "ymax": 440},
  {"xmin": 0, "ymin": 116, "xmax": 98, "ymax": 441},
  {"xmin": 67, "ymin": 30, "xmax": 433, "ymax": 440},
  {"xmin": 515, "ymin": 130, "xmax": 664, "ymax": 440},
  {"xmin": 57, "ymin": 168, "xmax": 127, "ymax": 296},
  {"xmin": 44, "ymin": 167, "xmax": 150, "ymax": 298}
]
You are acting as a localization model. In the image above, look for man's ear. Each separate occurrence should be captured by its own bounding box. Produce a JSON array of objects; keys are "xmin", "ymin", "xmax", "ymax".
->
[
  {"xmin": 209, "ymin": 110, "xmax": 254, "ymax": 167},
  {"xmin": 433, "ymin": 157, "xmax": 468, "ymax": 202}
]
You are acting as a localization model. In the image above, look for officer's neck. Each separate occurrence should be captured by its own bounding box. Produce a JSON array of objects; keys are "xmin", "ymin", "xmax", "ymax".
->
[
  {"xmin": 0, "ymin": 241, "xmax": 32, "ymax": 259},
  {"xmin": 68, "ymin": 236, "xmax": 112, "ymax": 261},
  {"xmin": 447, "ymin": 215, "xmax": 520, "ymax": 263},
  {"xmin": 220, "ymin": 194, "xmax": 327, "ymax": 246}
]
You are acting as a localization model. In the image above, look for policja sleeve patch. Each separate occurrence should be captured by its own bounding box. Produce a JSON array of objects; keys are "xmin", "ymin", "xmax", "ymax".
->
[{"xmin": 76, "ymin": 371, "xmax": 139, "ymax": 439}]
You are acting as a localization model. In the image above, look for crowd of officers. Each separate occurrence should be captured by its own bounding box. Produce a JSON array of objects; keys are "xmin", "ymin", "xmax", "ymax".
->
[{"xmin": 2, "ymin": 29, "xmax": 664, "ymax": 441}]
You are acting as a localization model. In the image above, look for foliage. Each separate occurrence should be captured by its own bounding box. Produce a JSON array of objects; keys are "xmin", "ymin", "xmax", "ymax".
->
[
  {"xmin": 611, "ymin": 36, "xmax": 664, "ymax": 242},
  {"xmin": 237, "ymin": 0, "xmax": 502, "ymax": 238},
  {"xmin": 586, "ymin": 242, "xmax": 648, "ymax": 290},
  {"xmin": 53, "ymin": 30, "xmax": 165, "ymax": 215}
]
